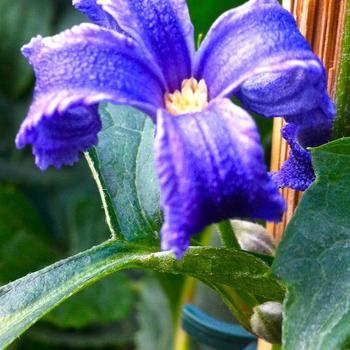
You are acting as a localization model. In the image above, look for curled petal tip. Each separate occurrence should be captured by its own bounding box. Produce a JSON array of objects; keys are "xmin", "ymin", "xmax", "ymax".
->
[
  {"xmin": 15, "ymin": 131, "xmax": 26, "ymax": 150},
  {"xmin": 21, "ymin": 35, "xmax": 43, "ymax": 61}
]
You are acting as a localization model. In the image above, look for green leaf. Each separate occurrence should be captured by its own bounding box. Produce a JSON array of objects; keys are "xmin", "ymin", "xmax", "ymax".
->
[
  {"xmin": 0, "ymin": 241, "xmax": 284, "ymax": 348},
  {"xmin": 66, "ymin": 194, "xmax": 111, "ymax": 253},
  {"xmin": 55, "ymin": 3, "xmax": 86, "ymax": 32},
  {"xmin": 273, "ymin": 138, "xmax": 350, "ymax": 350},
  {"xmin": 87, "ymin": 104, "xmax": 162, "ymax": 244},
  {"xmin": 0, "ymin": 0, "xmax": 54, "ymax": 97},
  {"xmin": 0, "ymin": 186, "xmax": 57, "ymax": 282}
]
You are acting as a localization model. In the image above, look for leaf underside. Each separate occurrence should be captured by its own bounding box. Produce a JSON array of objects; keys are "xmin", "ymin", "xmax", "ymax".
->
[{"xmin": 87, "ymin": 103, "xmax": 162, "ymax": 244}]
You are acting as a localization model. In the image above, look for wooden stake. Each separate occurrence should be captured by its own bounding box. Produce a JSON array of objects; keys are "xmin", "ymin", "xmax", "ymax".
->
[{"xmin": 259, "ymin": 0, "xmax": 348, "ymax": 349}]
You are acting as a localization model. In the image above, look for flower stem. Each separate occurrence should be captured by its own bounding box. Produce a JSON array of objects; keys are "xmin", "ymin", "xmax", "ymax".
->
[
  {"xmin": 218, "ymin": 220, "xmax": 240, "ymax": 249},
  {"xmin": 173, "ymin": 226, "xmax": 214, "ymax": 350},
  {"xmin": 174, "ymin": 276, "xmax": 196, "ymax": 350},
  {"xmin": 271, "ymin": 345, "xmax": 282, "ymax": 350},
  {"xmin": 333, "ymin": 3, "xmax": 350, "ymax": 139}
]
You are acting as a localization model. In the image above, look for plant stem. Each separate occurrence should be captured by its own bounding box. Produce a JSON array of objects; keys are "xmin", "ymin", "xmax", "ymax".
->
[
  {"xmin": 174, "ymin": 277, "xmax": 196, "ymax": 350},
  {"xmin": 333, "ymin": 3, "xmax": 350, "ymax": 139},
  {"xmin": 218, "ymin": 220, "xmax": 240, "ymax": 249},
  {"xmin": 173, "ymin": 226, "xmax": 214, "ymax": 350}
]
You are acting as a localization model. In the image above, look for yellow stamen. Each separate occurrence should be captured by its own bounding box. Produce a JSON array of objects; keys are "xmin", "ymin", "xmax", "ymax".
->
[{"xmin": 165, "ymin": 78, "xmax": 208, "ymax": 115}]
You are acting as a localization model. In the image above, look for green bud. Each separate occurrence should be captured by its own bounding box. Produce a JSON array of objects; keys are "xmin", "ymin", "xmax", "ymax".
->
[
  {"xmin": 231, "ymin": 220, "xmax": 276, "ymax": 256},
  {"xmin": 250, "ymin": 301, "xmax": 282, "ymax": 344}
]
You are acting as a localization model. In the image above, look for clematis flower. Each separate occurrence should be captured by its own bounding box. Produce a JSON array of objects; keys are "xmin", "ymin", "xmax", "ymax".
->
[{"xmin": 16, "ymin": 0, "xmax": 335, "ymax": 257}]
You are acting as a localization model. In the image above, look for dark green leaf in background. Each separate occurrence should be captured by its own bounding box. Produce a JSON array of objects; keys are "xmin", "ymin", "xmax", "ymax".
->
[
  {"xmin": 0, "ymin": 185, "xmax": 56, "ymax": 282},
  {"xmin": 66, "ymin": 195, "xmax": 111, "ymax": 254},
  {"xmin": 46, "ymin": 273, "xmax": 135, "ymax": 329},
  {"xmin": 0, "ymin": 0, "xmax": 54, "ymax": 97},
  {"xmin": 187, "ymin": 0, "xmax": 246, "ymax": 37},
  {"xmin": 273, "ymin": 138, "xmax": 350, "ymax": 350},
  {"xmin": 135, "ymin": 277, "xmax": 173, "ymax": 350}
]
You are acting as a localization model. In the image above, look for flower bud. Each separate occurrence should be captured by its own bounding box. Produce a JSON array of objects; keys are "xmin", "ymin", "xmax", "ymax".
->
[
  {"xmin": 250, "ymin": 301, "xmax": 282, "ymax": 344},
  {"xmin": 231, "ymin": 220, "xmax": 276, "ymax": 256}
]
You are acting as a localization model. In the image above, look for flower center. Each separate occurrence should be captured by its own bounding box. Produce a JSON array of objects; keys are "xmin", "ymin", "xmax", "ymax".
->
[{"xmin": 165, "ymin": 78, "xmax": 208, "ymax": 115}]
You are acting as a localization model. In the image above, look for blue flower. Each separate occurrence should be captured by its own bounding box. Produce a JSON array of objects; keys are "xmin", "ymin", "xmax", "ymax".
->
[{"xmin": 16, "ymin": 0, "xmax": 335, "ymax": 257}]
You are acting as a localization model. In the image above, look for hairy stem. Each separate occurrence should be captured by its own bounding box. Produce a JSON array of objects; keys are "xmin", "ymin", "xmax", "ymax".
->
[
  {"xmin": 333, "ymin": 3, "xmax": 350, "ymax": 138},
  {"xmin": 218, "ymin": 220, "xmax": 240, "ymax": 249}
]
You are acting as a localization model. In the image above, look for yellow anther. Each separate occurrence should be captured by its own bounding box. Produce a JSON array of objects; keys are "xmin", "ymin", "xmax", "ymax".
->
[{"xmin": 165, "ymin": 78, "xmax": 208, "ymax": 116}]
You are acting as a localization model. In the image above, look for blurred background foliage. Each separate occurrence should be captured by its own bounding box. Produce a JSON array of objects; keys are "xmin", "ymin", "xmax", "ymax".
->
[{"xmin": 0, "ymin": 0, "xmax": 271, "ymax": 349}]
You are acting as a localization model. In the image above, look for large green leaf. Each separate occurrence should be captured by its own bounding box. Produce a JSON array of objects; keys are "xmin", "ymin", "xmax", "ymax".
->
[
  {"xmin": 273, "ymin": 138, "xmax": 350, "ymax": 350},
  {"xmin": 0, "ymin": 240, "xmax": 284, "ymax": 348},
  {"xmin": 86, "ymin": 104, "xmax": 162, "ymax": 244},
  {"xmin": 0, "ymin": 0, "xmax": 54, "ymax": 97}
]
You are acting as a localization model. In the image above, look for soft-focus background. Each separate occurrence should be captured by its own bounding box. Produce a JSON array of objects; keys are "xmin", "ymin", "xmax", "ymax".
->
[{"xmin": 0, "ymin": 1, "xmax": 272, "ymax": 349}]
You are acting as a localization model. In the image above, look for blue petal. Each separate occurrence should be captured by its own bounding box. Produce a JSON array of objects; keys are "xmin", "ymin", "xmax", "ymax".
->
[
  {"xmin": 195, "ymin": 0, "xmax": 318, "ymax": 99},
  {"xmin": 97, "ymin": 0, "xmax": 195, "ymax": 92},
  {"xmin": 155, "ymin": 99, "xmax": 285, "ymax": 258},
  {"xmin": 271, "ymin": 124, "xmax": 315, "ymax": 191},
  {"xmin": 19, "ymin": 104, "xmax": 102, "ymax": 170},
  {"xmin": 236, "ymin": 65, "xmax": 327, "ymax": 118},
  {"xmin": 284, "ymin": 97, "xmax": 335, "ymax": 148},
  {"xmin": 272, "ymin": 98, "xmax": 335, "ymax": 191},
  {"xmin": 17, "ymin": 24, "xmax": 165, "ymax": 169},
  {"xmin": 73, "ymin": 0, "xmax": 122, "ymax": 30},
  {"xmin": 195, "ymin": 0, "xmax": 335, "ymax": 191}
]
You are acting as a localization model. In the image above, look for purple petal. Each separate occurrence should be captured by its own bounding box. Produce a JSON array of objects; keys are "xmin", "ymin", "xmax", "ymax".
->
[
  {"xmin": 97, "ymin": 0, "xmax": 195, "ymax": 92},
  {"xmin": 285, "ymin": 97, "xmax": 335, "ymax": 148},
  {"xmin": 195, "ymin": 0, "xmax": 321, "ymax": 100},
  {"xmin": 271, "ymin": 124, "xmax": 314, "ymax": 191},
  {"xmin": 236, "ymin": 65, "xmax": 327, "ymax": 118},
  {"xmin": 155, "ymin": 99, "xmax": 285, "ymax": 258},
  {"xmin": 195, "ymin": 0, "xmax": 335, "ymax": 191},
  {"xmin": 272, "ymin": 98, "xmax": 335, "ymax": 191},
  {"xmin": 17, "ymin": 104, "xmax": 102, "ymax": 170},
  {"xmin": 17, "ymin": 24, "xmax": 165, "ymax": 169},
  {"xmin": 73, "ymin": 0, "xmax": 121, "ymax": 30}
]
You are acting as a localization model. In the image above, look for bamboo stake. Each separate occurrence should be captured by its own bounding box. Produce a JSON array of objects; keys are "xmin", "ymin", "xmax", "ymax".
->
[{"xmin": 259, "ymin": 1, "xmax": 348, "ymax": 349}]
